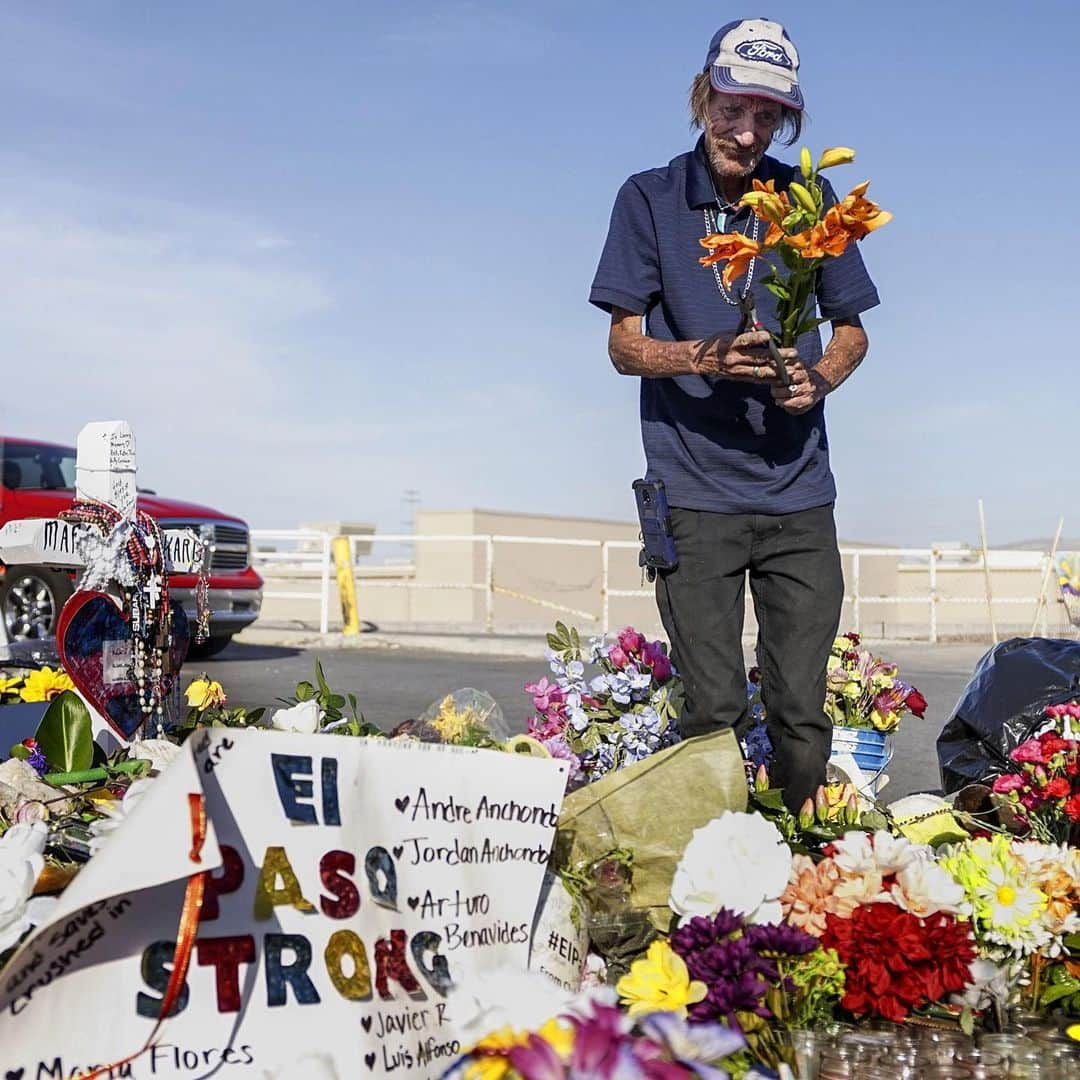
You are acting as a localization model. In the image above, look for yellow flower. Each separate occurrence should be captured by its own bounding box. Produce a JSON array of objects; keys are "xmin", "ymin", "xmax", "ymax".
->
[
  {"xmin": 20, "ymin": 667, "xmax": 75, "ymax": 702},
  {"xmin": 185, "ymin": 677, "xmax": 227, "ymax": 710},
  {"xmin": 432, "ymin": 695, "xmax": 473, "ymax": 742},
  {"xmin": 817, "ymin": 147, "xmax": 855, "ymax": 170},
  {"xmin": 869, "ymin": 709, "xmax": 897, "ymax": 732},
  {"xmin": 464, "ymin": 1019, "xmax": 570, "ymax": 1080},
  {"xmin": 0, "ymin": 675, "xmax": 25, "ymax": 698},
  {"xmin": 617, "ymin": 939, "xmax": 707, "ymax": 1018}
]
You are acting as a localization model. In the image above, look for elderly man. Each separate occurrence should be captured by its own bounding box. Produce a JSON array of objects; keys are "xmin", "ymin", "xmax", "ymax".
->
[{"xmin": 589, "ymin": 18, "xmax": 880, "ymax": 810}]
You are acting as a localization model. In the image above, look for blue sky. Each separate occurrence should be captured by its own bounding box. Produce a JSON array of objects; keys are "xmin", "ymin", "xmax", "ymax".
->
[{"xmin": 1, "ymin": 1, "xmax": 1075, "ymax": 547}]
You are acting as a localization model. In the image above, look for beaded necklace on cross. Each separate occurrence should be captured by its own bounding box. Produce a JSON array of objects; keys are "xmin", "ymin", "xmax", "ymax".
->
[{"xmin": 61, "ymin": 498, "xmax": 175, "ymax": 732}]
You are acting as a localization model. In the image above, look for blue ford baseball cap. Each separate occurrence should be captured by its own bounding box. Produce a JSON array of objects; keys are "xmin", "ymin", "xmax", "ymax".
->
[{"xmin": 704, "ymin": 18, "xmax": 803, "ymax": 111}]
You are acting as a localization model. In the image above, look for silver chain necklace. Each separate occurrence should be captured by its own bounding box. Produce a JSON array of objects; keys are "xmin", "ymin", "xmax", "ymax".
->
[
  {"xmin": 703, "ymin": 205, "xmax": 760, "ymax": 304},
  {"xmin": 704, "ymin": 173, "xmax": 759, "ymax": 303}
]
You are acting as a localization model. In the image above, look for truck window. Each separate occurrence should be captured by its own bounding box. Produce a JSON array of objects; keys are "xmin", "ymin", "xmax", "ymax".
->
[{"xmin": 1, "ymin": 443, "xmax": 77, "ymax": 490}]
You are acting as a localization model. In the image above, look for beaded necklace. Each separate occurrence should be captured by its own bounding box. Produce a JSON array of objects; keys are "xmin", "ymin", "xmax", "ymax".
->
[{"xmin": 61, "ymin": 498, "xmax": 177, "ymax": 734}]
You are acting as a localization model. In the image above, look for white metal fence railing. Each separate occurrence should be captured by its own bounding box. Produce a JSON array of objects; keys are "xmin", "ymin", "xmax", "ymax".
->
[{"xmin": 249, "ymin": 532, "xmax": 1067, "ymax": 642}]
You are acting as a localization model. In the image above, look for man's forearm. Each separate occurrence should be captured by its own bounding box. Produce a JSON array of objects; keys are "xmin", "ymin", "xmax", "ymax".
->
[
  {"xmin": 610, "ymin": 330, "xmax": 733, "ymax": 378},
  {"xmin": 809, "ymin": 321, "xmax": 869, "ymax": 396}
]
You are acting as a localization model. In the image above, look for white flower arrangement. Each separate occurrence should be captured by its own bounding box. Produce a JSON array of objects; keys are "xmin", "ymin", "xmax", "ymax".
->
[
  {"xmin": 269, "ymin": 699, "xmax": 323, "ymax": 734},
  {"xmin": 669, "ymin": 811, "xmax": 792, "ymax": 926}
]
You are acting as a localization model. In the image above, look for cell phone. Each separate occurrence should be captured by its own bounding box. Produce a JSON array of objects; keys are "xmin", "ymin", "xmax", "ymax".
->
[{"xmin": 633, "ymin": 479, "xmax": 678, "ymax": 573}]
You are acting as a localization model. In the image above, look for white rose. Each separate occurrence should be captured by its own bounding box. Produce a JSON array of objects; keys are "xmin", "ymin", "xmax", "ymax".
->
[
  {"xmin": 131, "ymin": 739, "xmax": 182, "ymax": 775},
  {"xmin": 0, "ymin": 822, "xmax": 54, "ymax": 952},
  {"xmin": 270, "ymin": 700, "xmax": 323, "ymax": 734},
  {"xmin": 669, "ymin": 811, "xmax": 792, "ymax": 925},
  {"xmin": 891, "ymin": 859, "xmax": 969, "ymax": 918}
]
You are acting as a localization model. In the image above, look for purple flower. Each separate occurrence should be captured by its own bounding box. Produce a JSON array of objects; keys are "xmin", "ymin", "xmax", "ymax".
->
[
  {"xmin": 618, "ymin": 627, "xmax": 647, "ymax": 656},
  {"xmin": 566, "ymin": 1002, "xmax": 634, "ymax": 1077},
  {"xmin": 670, "ymin": 909, "xmax": 810, "ymax": 1026},
  {"xmin": 507, "ymin": 1034, "xmax": 567, "ymax": 1080},
  {"xmin": 743, "ymin": 921, "xmax": 818, "ymax": 958},
  {"xmin": 642, "ymin": 641, "xmax": 674, "ymax": 682},
  {"xmin": 639, "ymin": 1012, "xmax": 743, "ymax": 1078},
  {"xmin": 740, "ymin": 721, "xmax": 772, "ymax": 770},
  {"xmin": 21, "ymin": 739, "xmax": 48, "ymax": 777}
]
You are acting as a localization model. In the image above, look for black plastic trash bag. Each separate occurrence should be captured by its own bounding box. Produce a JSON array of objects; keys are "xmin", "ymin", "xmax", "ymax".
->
[{"xmin": 937, "ymin": 637, "xmax": 1080, "ymax": 793}]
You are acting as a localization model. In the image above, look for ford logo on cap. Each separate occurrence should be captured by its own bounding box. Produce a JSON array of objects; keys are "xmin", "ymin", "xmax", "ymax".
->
[{"xmin": 734, "ymin": 39, "xmax": 792, "ymax": 69}]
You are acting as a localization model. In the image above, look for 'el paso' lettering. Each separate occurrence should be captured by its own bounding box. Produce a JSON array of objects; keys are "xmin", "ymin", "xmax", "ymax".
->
[{"xmin": 135, "ymin": 750, "xmax": 551, "ymax": 1020}]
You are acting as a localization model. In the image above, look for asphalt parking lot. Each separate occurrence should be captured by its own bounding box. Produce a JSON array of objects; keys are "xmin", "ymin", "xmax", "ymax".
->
[{"xmin": 197, "ymin": 636, "xmax": 994, "ymax": 803}]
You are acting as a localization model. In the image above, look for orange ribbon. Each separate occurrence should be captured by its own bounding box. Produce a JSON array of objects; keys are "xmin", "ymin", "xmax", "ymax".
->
[{"xmin": 84, "ymin": 792, "xmax": 208, "ymax": 1080}]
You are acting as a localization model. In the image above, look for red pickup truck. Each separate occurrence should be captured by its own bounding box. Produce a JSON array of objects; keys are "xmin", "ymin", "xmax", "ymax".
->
[{"xmin": 0, "ymin": 437, "xmax": 263, "ymax": 656}]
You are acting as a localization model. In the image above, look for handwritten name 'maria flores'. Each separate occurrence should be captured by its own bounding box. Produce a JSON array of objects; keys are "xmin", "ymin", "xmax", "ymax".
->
[{"xmin": 406, "ymin": 788, "xmax": 558, "ymax": 828}]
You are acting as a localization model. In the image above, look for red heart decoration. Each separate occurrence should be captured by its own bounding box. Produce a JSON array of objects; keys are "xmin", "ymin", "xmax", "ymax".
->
[{"xmin": 56, "ymin": 591, "xmax": 190, "ymax": 740}]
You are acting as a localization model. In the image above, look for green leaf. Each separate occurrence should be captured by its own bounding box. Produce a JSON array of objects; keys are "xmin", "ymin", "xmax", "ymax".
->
[
  {"xmin": 763, "ymin": 280, "xmax": 791, "ymax": 301},
  {"xmin": 295, "ymin": 681, "xmax": 316, "ymax": 701},
  {"xmin": 326, "ymin": 694, "xmax": 346, "ymax": 710},
  {"xmin": 1040, "ymin": 980, "xmax": 1080, "ymax": 1006},
  {"xmin": 9, "ymin": 743, "xmax": 31, "ymax": 761},
  {"xmin": 752, "ymin": 789, "xmax": 787, "ymax": 812},
  {"xmin": 315, "ymin": 659, "xmax": 331, "ymax": 698},
  {"xmin": 959, "ymin": 1006, "xmax": 975, "ymax": 1036},
  {"xmin": 859, "ymin": 810, "xmax": 889, "ymax": 832},
  {"xmin": 35, "ymin": 690, "xmax": 93, "ymax": 773}
]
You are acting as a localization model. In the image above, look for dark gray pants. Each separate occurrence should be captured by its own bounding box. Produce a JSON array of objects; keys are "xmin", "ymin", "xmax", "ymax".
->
[{"xmin": 656, "ymin": 504, "xmax": 844, "ymax": 811}]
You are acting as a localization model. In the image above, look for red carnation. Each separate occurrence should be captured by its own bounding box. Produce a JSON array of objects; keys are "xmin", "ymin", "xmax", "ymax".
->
[
  {"xmin": 1043, "ymin": 777, "xmax": 1072, "ymax": 800},
  {"xmin": 1039, "ymin": 733, "xmax": 1071, "ymax": 757},
  {"xmin": 905, "ymin": 689, "xmax": 928, "ymax": 718},
  {"xmin": 1064, "ymin": 794, "xmax": 1080, "ymax": 823},
  {"xmin": 822, "ymin": 905, "xmax": 974, "ymax": 1022}
]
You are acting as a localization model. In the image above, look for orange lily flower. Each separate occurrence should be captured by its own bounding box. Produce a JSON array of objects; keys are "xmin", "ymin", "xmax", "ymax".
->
[
  {"xmin": 787, "ymin": 182, "xmax": 891, "ymax": 260},
  {"xmin": 699, "ymin": 232, "xmax": 765, "ymax": 289},
  {"xmin": 740, "ymin": 178, "xmax": 791, "ymax": 228},
  {"xmin": 833, "ymin": 180, "xmax": 893, "ymax": 237},
  {"xmin": 786, "ymin": 211, "xmax": 853, "ymax": 260}
]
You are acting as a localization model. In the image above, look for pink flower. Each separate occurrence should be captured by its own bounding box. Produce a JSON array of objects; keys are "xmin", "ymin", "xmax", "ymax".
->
[
  {"xmin": 608, "ymin": 645, "xmax": 630, "ymax": 669},
  {"xmin": 992, "ymin": 774, "xmax": 1025, "ymax": 795},
  {"xmin": 1012, "ymin": 740, "xmax": 1046, "ymax": 765},
  {"xmin": 617, "ymin": 627, "xmax": 646, "ymax": 656},
  {"xmin": 642, "ymin": 641, "xmax": 674, "ymax": 682},
  {"xmin": 524, "ymin": 677, "xmax": 565, "ymax": 712}
]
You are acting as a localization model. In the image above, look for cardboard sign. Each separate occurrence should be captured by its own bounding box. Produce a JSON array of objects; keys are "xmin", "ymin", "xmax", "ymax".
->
[{"xmin": 0, "ymin": 730, "xmax": 567, "ymax": 1077}]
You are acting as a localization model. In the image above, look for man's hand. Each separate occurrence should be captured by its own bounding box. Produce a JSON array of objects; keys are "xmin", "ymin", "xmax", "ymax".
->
[
  {"xmin": 693, "ymin": 329, "xmax": 798, "ymax": 384},
  {"xmin": 770, "ymin": 358, "xmax": 829, "ymax": 414}
]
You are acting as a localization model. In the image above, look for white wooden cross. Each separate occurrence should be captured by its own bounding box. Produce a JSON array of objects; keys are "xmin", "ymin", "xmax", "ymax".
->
[{"xmin": 0, "ymin": 421, "xmax": 206, "ymax": 646}]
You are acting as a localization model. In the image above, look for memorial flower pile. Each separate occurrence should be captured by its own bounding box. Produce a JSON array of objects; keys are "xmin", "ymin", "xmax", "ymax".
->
[
  {"xmin": 524, "ymin": 622, "xmax": 682, "ymax": 786},
  {"xmin": 990, "ymin": 704, "xmax": 1080, "ymax": 844},
  {"xmin": 825, "ymin": 632, "xmax": 926, "ymax": 733},
  {"xmin": 699, "ymin": 146, "xmax": 891, "ymax": 348},
  {"xmin": 451, "ymin": 996, "xmax": 749, "ymax": 1080}
]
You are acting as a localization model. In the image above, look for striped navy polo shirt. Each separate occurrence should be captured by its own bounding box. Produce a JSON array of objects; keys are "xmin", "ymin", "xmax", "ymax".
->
[{"xmin": 590, "ymin": 136, "xmax": 880, "ymax": 516}]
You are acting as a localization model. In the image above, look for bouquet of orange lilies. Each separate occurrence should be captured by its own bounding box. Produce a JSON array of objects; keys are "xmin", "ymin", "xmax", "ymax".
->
[{"xmin": 699, "ymin": 147, "xmax": 891, "ymax": 348}]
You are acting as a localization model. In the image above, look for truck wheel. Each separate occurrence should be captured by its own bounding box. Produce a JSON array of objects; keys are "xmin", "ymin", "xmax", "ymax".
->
[
  {"xmin": 1, "ymin": 567, "xmax": 74, "ymax": 640},
  {"xmin": 188, "ymin": 635, "xmax": 234, "ymax": 659}
]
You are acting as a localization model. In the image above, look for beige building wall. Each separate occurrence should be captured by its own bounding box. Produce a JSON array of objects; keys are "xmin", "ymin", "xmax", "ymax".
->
[{"xmin": 256, "ymin": 515, "xmax": 1068, "ymax": 641}]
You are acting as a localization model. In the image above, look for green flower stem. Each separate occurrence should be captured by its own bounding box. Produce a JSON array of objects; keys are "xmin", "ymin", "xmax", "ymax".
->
[{"xmin": 43, "ymin": 760, "xmax": 149, "ymax": 785}]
